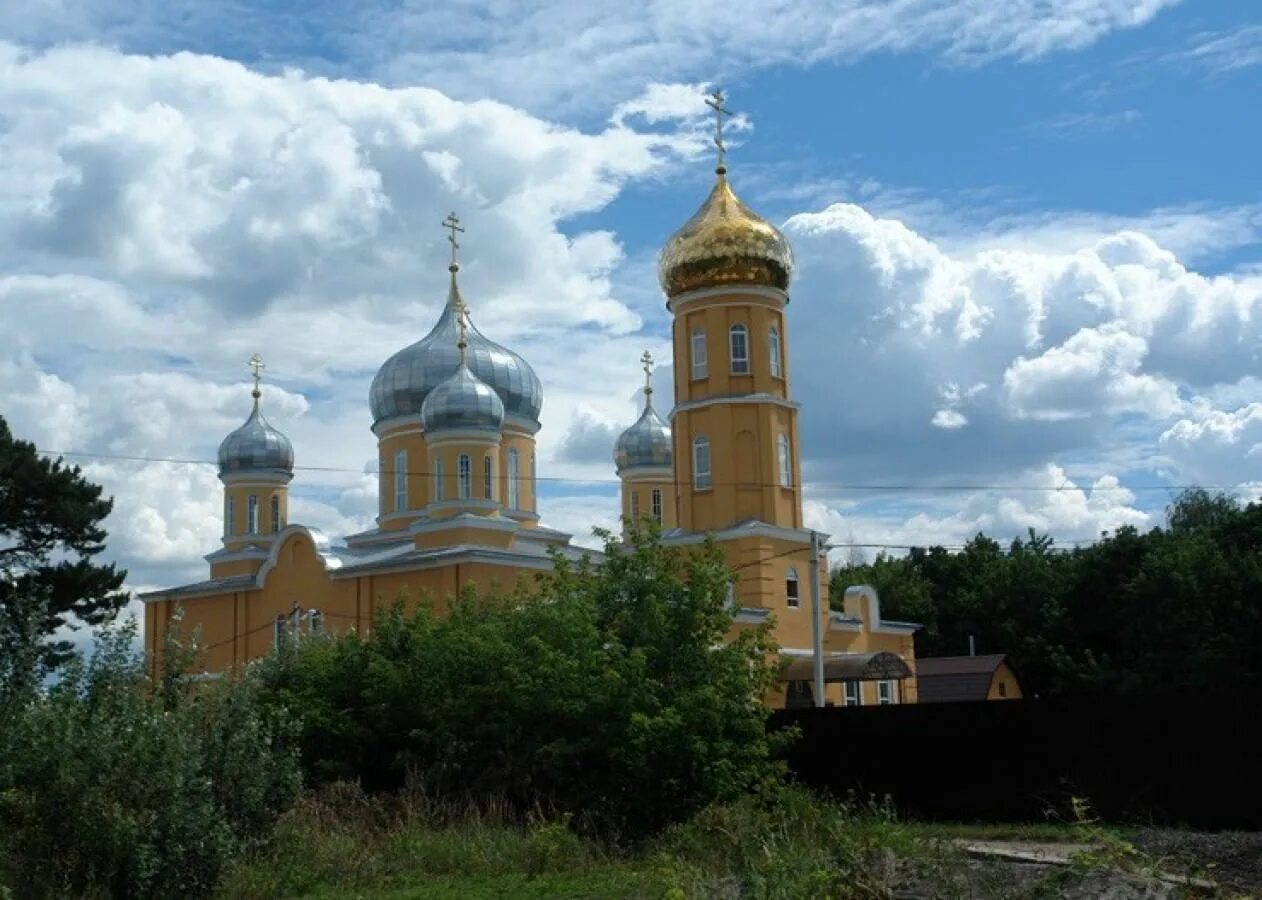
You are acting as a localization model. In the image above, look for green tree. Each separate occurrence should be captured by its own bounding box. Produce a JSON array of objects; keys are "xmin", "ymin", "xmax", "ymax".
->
[
  {"xmin": 254, "ymin": 525, "xmax": 786, "ymax": 838},
  {"xmin": 0, "ymin": 415, "xmax": 127, "ymax": 677}
]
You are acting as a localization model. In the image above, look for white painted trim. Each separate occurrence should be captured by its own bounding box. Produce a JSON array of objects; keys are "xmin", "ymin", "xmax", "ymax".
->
[
  {"xmin": 409, "ymin": 510, "xmax": 518, "ymax": 535},
  {"xmin": 378, "ymin": 510, "xmax": 422, "ymax": 526},
  {"xmin": 204, "ymin": 545, "xmax": 270, "ymax": 565},
  {"xmin": 669, "ymin": 394, "xmax": 800, "ymax": 417},
  {"xmin": 662, "ymin": 521, "xmax": 831, "ymax": 547},
  {"xmin": 667, "ymin": 284, "xmax": 787, "ymax": 312},
  {"xmin": 219, "ymin": 472, "xmax": 293, "ymax": 487},
  {"xmin": 426, "ymin": 431, "xmax": 502, "ymax": 448},
  {"xmin": 375, "ymin": 423, "xmax": 425, "ymax": 440},
  {"xmin": 617, "ymin": 465, "xmax": 674, "ymax": 480}
]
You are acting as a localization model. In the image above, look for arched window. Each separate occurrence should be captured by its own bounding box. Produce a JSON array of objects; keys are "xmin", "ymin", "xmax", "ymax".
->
[
  {"xmin": 379, "ymin": 455, "xmax": 386, "ymax": 511},
  {"xmin": 531, "ymin": 454, "xmax": 537, "ymax": 512},
  {"xmin": 777, "ymin": 433, "xmax": 792, "ymax": 487},
  {"xmin": 630, "ymin": 490, "xmax": 640, "ymax": 522},
  {"xmin": 458, "ymin": 454, "xmax": 472, "ymax": 499},
  {"xmin": 247, "ymin": 494, "xmax": 259, "ymax": 533},
  {"xmin": 690, "ymin": 328, "xmax": 707, "ymax": 379},
  {"xmin": 786, "ymin": 567, "xmax": 800, "ymax": 608},
  {"xmin": 483, "ymin": 455, "xmax": 494, "ymax": 501},
  {"xmin": 729, "ymin": 324, "xmax": 749, "ymax": 374},
  {"xmin": 394, "ymin": 449, "xmax": 407, "ymax": 511},
  {"xmin": 507, "ymin": 448, "xmax": 520, "ymax": 509},
  {"xmin": 693, "ymin": 436, "xmax": 711, "ymax": 490},
  {"xmin": 270, "ymin": 494, "xmax": 281, "ymax": 533},
  {"xmin": 307, "ymin": 609, "xmax": 324, "ymax": 634},
  {"xmin": 225, "ymin": 496, "xmax": 235, "ymax": 537},
  {"xmin": 434, "ymin": 457, "xmax": 445, "ymax": 502},
  {"xmin": 769, "ymin": 325, "xmax": 782, "ymax": 378},
  {"xmin": 651, "ymin": 488, "xmax": 663, "ymax": 524}
]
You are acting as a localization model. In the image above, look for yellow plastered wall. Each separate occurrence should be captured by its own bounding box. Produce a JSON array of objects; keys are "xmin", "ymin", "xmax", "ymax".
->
[
  {"xmin": 427, "ymin": 438, "xmax": 500, "ymax": 512},
  {"xmin": 499, "ymin": 431, "xmax": 537, "ymax": 521},
  {"xmin": 377, "ymin": 426, "xmax": 427, "ymax": 529},
  {"xmin": 620, "ymin": 475, "xmax": 677, "ymax": 533},
  {"xmin": 147, "ymin": 531, "xmax": 549, "ymax": 677}
]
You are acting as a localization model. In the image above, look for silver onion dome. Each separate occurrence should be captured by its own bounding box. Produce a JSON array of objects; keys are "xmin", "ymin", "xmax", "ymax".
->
[
  {"xmin": 614, "ymin": 405, "xmax": 672, "ymax": 473},
  {"xmin": 218, "ymin": 403, "xmax": 294, "ymax": 476},
  {"xmin": 421, "ymin": 362, "xmax": 505, "ymax": 434},
  {"xmin": 369, "ymin": 275, "xmax": 543, "ymax": 428}
]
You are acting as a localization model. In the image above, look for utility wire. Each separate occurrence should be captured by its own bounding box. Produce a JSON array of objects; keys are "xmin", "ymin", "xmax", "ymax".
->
[{"xmin": 34, "ymin": 447, "xmax": 1235, "ymax": 495}]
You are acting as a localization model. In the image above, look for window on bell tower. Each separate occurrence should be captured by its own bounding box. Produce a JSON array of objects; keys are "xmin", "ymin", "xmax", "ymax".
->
[
  {"xmin": 729, "ymin": 324, "xmax": 749, "ymax": 374},
  {"xmin": 458, "ymin": 454, "xmax": 472, "ymax": 499},
  {"xmin": 394, "ymin": 449, "xmax": 407, "ymax": 511},
  {"xmin": 777, "ymin": 433, "xmax": 792, "ymax": 487},
  {"xmin": 247, "ymin": 494, "xmax": 259, "ymax": 533},
  {"xmin": 690, "ymin": 328, "xmax": 707, "ymax": 379},
  {"xmin": 693, "ymin": 436, "xmax": 711, "ymax": 490},
  {"xmin": 434, "ymin": 457, "xmax": 445, "ymax": 502},
  {"xmin": 769, "ymin": 325, "xmax": 782, "ymax": 378},
  {"xmin": 225, "ymin": 496, "xmax": 235, "ymax": 537},
  {"xmin": 271, "ymin": 494, "xmax": 281, "ymax": 533},
  {"xmin": 483, "ymin": 455, "xmax": 494, "ymax": 501},
  {"xmin": 651, "ymin": 488, "xmax": 663, "ymax": 524},
  {"xmin": 630, "ymin": 490, "xmax": 639, "ymax": 523},
  {"xmin": 507, "ymin": 448, "xmax": 520, "ymax": 509}
]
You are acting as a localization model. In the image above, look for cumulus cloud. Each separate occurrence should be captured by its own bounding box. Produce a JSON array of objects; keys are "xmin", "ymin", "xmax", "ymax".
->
[{"xmin": 0, "ymin": 1, "xmax": 1180, "ymax": 113}]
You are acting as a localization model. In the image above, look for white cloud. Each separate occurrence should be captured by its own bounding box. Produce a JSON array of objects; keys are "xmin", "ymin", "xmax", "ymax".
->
[
  {"xmin": 1169, "ymin": 25, "xmax": 1262, "ymax": 75},
  {"xmin": 0, "ymin": 2, "xmax": 1181, "ymax": 113}
]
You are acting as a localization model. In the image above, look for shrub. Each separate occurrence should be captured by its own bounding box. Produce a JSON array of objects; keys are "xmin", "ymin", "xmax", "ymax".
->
[
  {"xmin": 0, "ymin": 622, "xmax": 300, "ymax": 899},
  {"xmin": 253, "ymin": 527, "xmax": 787, "ymax": 838}
]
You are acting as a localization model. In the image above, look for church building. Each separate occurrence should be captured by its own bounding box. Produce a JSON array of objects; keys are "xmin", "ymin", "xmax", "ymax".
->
[{"xmin": 142, "ymin": 96, "xmax": 919, "ymax": 707}]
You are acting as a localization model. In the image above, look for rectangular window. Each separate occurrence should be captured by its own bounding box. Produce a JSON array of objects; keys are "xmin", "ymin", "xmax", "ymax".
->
[
  {"xmin": 651, "ymin": 488, "xmax": 662, "ymax": 524},
  {"xmin": 507, "ymin": 449, "xmax": 520, "ymax": 509},
  {"xmin": 693, "ymin": 438, "xmax": 711, "ymax": 490},
  {"xmin": 394, "ymin": 449, "xmax": 407, "ymax": 512},
  {"xmin": 843, "ymin": 680, "xmax": 861, "ymax": 707},
  {"xmin": 484, "ymin": 455, "xmax": 494, "ymax": 501},
  {"xmin": 690, "ymin": 328, "xmax": 707, "ymax": 379},
  {"xmin": 434, "ymin": 457, "xmax": 445, "ymax": 502},
  {"xmin": 730, "ymin": 325, "xmax": 749, "ymax": 374},
  {"xmin": 308, "ymin": 609, "xmax": 323, "ymax": 634},
  {"xmin": 878, "ymin": 680, "xmax": 897, "ymax": 705},
  {"xmin": 247, "ymin": 494, "xmax": 259, "ymax": 533},
  {"xmin": 225, "ymin": 496, "xmax": 235, "ymax": 537},
  {"xmin": 273, "ymin": 614, "xmax": 288, "ymax": 650},
  {"xmin": 458, "ymin": 454, "xmax": 472, "ymax": 499},
  {"xmin": 531, "ymin": 455, "xmax": 537, "ymax": 512},
  {"xmin": 630, "ymin": 490, "xmax": 640, "ymax": 522},
  {"xmin": 769, "ymin": 326, "xmax": 783, "ymax": 378},
  {"xmin": 270, "ymin": 494, "xmax": 281, "ymax": 533},
  {"xmin": 778, "ymin": 434, "xmax": 792, "ymax": 487}
]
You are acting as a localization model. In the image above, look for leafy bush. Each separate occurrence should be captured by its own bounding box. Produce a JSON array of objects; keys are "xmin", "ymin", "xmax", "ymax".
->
[
  {"xmin": 0, "ymin": 622, "xmax": 299, "ymax": 899},
  {"xmin": 253, "ymin": 527, "xmax": 787, "ymax": 838}
]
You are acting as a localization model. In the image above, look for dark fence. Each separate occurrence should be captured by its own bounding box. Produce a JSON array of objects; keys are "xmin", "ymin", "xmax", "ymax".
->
[{"xmin": 770, "ymin": 691, "xmax": 1261, "ymax": 830}]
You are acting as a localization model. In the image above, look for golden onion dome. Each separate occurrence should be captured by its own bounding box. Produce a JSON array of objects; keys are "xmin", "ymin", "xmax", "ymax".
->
[{"xmin": 658, "ymin": 167, "xmax": 794, "ymax": 297}]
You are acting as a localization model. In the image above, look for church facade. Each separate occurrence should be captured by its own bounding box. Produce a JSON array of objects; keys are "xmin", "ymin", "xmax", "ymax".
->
[{"xmin": 143, "ymin": 119, "xmax": 919, "ymax": 707}]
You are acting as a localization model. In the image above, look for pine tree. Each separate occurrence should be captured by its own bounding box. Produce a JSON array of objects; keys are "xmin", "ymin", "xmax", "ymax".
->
[{"xmin": 0, "ymin": 415, "xmax": 128, "ymax": 679}]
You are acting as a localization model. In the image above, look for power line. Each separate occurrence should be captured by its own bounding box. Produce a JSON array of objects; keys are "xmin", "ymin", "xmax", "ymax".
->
[{"xmin": 34, "ymin": 447, "xmax": 1239, "ymax": 495}]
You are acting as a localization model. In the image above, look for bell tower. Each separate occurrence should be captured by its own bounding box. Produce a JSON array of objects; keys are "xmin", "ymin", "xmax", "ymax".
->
[{"xmin": 662, "ymin": 90, "xmax": 802, "ymax": 535}]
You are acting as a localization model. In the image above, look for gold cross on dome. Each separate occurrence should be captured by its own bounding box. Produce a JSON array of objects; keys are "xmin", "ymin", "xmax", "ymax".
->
[
  {"xmin": 704, "ymin": 88, "xmax": 731, "ymax": 171},
  {"xmin": 248, "ymin": 353, "xmax": 265, "ymax": 388},
  {"xmin": 442, "ymin": 211, "xmax": 465, "ymax": 268},
  {"xmin": 641, "ymin": 350, "xmax": 654, "ymax": 406}
]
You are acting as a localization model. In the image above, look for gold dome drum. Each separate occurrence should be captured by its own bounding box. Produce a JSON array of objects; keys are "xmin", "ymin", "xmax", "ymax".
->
[{"xmin": 658, "ymin": 170, "xmax": 794, "ymax": 297}]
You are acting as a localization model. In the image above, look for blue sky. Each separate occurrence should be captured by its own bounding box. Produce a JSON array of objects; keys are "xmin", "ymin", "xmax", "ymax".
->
[{"xmin": 1, "ymin": 0, "xmax": 1261, "ymax": 600}]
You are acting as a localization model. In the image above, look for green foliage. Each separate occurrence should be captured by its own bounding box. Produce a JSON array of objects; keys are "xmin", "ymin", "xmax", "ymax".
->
[
  {"xmin": 831, "ymin": 490, "xmax": 1262, "ymax": 697},
  {"xmin": 0, "ymin": 621, "xmax": 300, "ymax": 899},
  {"xmin": 253, "ymin": 525, "xmax": 786, "ymax": 838},
  {"xmin": 0, "ymin": 415, "xmax": 128, "ymax": 673}
]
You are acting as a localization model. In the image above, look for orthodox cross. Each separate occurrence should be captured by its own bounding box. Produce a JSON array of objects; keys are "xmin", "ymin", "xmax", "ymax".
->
[
  {"xmin": 248, "ymin": 353, "xmax": 265, "ymax": 401},
  {"xmin": 442, "ymin": 211, "xmax": 464, "ymax": 269},
  {"xmin": 705, "ymin": 88, "xmax": 731, "ymax": 172},
  {"xmin": 641, "ymin": 350, "xmax": 654, "ymax": 407}
]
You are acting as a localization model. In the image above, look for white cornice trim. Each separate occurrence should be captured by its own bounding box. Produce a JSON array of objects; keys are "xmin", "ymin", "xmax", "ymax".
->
[
  {"xmin": 503, "ymin": 509, "xmax": 541, "ymax": 523},
  {"xmin": 372, "ymin": 414, "xmax": 421, "ymax": 437},
  {"xmin": 426, "ymin": 431, "xmax": 502, "ymax": 448},
  {"xmin": 204, "ymin": 545, "xmax": 270, "ymax": 565},
  {"xmin": 662, "ymin": 521, "xmax": 831, "ymax": 547},
  {"xmin": 666, "ymin": 284, "xmax": 787, "ymax": 313},
  {"xmin": 420, "ymin": 499, "xmax": 503, "ymax": 517},
  {"xmin": 410, "ymin": 512, "xmax": 519, "ymax": 536},
  {"xmin": 374, "ymin": 414, "xmax": 540, "ymax": 439},
  {"xmin": 376, "ymin": 424, "xmax": 424, "ymax": 440},
  {"xmin": 219, "ymin": 472, "xmax": 293, "ymax": 487},
  {"xmin": 618, "ymin": 466, "xmax": 674, "ymax": 481},
  {"xmin": 669, "ymin": 394, "xmax": 800, "ymax": 418}
]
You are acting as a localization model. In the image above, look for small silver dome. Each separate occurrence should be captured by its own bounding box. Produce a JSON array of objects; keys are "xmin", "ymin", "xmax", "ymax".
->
[
  {"xmin": 218, "ymin": 403, "xmax": 294, "ymax": 476},
  {"xmin": 370, "ymin": 275, "xmax": 542, "ymax": 427},
  {"xmin": 421, "ymin": 362, "xmax": 505, "ymax": 434},
  {"xmin": 615, "ymin": 405, "xmax": 672, "ymax": 473}
]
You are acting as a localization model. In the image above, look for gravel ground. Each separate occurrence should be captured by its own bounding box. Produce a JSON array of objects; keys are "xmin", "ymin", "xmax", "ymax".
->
[{"xmin": 1129, "ymin": 829, "xmax": 1262, "ymax": 896}]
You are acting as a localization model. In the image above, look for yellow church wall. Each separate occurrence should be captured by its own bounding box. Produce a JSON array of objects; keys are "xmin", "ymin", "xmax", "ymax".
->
[
  {"xmin": 671, "ymin": 292, "xmax": 789, "ymax": 405},
  {"xmin": 209, "ymin": 557, "xmax": 267, "ymax": 579},
  {"xmin": 414, "ymin": 523, "xmax": 515, "ymax": 550},
  {"xmin": 987, "ymin": 662, "xmax": 1023, "ymax": 700},
  {"xmin": 377, "ymin": 425, "xmax": 427, "ymax": 528},
  {"xmin": 499, "ymin": 431, "xmax": 537, "ymax": 521},
  {"xmin": 620, "ymin": 474, "xmax": 676, "ymax": 532},
  {"xmin": 428, "ymin": 438, "xmax": 500, "ymax": 509}
]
